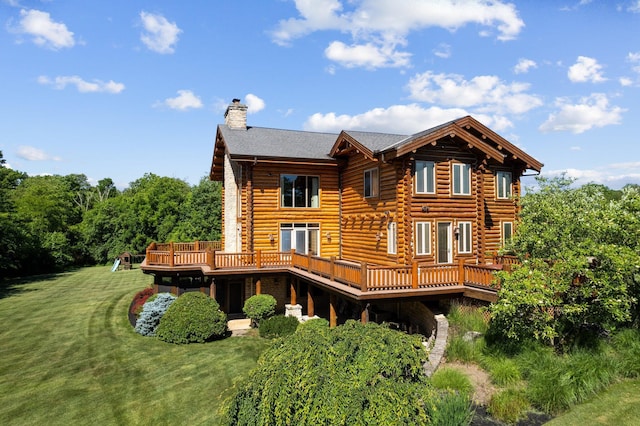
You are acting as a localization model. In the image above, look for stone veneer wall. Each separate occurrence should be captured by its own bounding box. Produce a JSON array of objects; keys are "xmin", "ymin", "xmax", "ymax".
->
[{"xmin": 243, "ymin": 275, "xmax": 288, "ymax": 313}]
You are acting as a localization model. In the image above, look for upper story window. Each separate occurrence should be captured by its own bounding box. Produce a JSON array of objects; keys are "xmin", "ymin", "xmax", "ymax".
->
[
  {"xmin": 496, "ymin": 171, "xmax": 512, "ymax": 199},
  {"xmin": 387, "ymin": 221, "xmax": 397, "ymax": 255},
  {"xmin": 364, "ymin": 168, "xmax": 379, "ymax": 198},
  {"xmin": 452, "ymin": 163, "xmax": 471, "ymax": 196},
  {"xmin": 415, "ymin": 160, "xmax": 435, "ymax": 194},
  {"xmin": 457, "ymin": 222, "xmax": 472, "ymax": 254},
  {"xmin": 281, "ymin": 175, "xmax": 319, "ymax": 208}
]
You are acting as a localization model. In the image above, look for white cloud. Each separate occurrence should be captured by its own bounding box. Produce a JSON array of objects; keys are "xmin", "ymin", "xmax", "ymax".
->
[
  {"xmin": 17, "ymin": 146, "xmax": 61, "ymax": 161},
  {"xmin": 156, "ymin": 90, "xmax": 203, "ymax": 110},
  {"xmin": 433, "ymin": 43, "xmax": 451, "ymax": 59},
  {"xmin": 406, "ymin": 71, "xmax": 543, "ymax": 115},
  {"xmin": 244, "ymin": 94, "xmax": 266, "ymax": 114},
  {"xmin": 628, "ymin": 1, "xmax": 640, "ymax": 13},
  {"xmin": 15, "ymin": 9, "xmax": 75, "ymax": 50},
  {"xmin": 619, "ymin": 77, "xmax": 633, "ymax": 86},
  {"xmin": 539, "ymin": 93, "xmax": 625, "ymax": 134},
  {"xmin": 545, "ymin": 164, "xmax": 640, "ymax": 188},
  {"xmin": 38, "ymin": 75, "xmax": 125, "ymax": 93},
  {"xmin": 271, "ymin": 0, "xmax": 524, "ymax": 69},
  {"xmin": 570, "ymin": 146, "xmax": 582, "ymax": 151},
  {"xmin": 567, "ymin": 56, "xmax": 606, "ymax": 83},
  {"xmin": 514, "ymin": 58, "xmax": 537, "ymax": 74},
  {"xmin": 303, "ymin": 103, "xmax": 499, "ymax": 134},
  {"xmin": 324, "ymin": 40, "xmax": 411, "ymax": 68},
  {"xmin": 139, "ymin": 11, "xmax": 181, "ymax": 54}
]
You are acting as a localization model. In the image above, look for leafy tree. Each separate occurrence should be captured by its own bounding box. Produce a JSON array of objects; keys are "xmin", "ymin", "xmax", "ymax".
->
[
  {"xmin": 490, "ymin": 177, "xmax": 640, "ymax": 350},
  {"xmin": 223, "ymin": 321, "xmax": 444, "ymax": 425},
  {"xmin": 169, "ymin": 177, "xmax": 222, "ymax": 241}
]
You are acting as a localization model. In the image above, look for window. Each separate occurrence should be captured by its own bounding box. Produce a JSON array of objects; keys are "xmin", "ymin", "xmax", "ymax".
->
[
  {"xmin": 415, "ymin": 222, "xmax": 431, "ymax": 255},
  {"xmin": 364, "ymin": 168, "xmax": 379, "ymax": 198},
  {"xmin": 457, "ymin": 222, "xmax": 472, "ymax": 254},
  {"xmin": 387, "ymin": 221, "xmax": 397, "ymax": 255},
  {"xmin": 281, "ymin": 175, "xmax": 319, "ymax": 208},
  {"xmin": 496, "ymin": 171, "xmax": 512, "ymax": 199},
  {"xmin": 452, "ymin": 163, "xmax": 471, "ymax": 195},
  {"xmin": 502, "ymin": 222, "xmax": 513, "ymax": 244},
  {"xmin": 415, "ymin": 160, "xmax": 435, "ymax": 194},
  {"xmin": 280, "ymin": 223, "xmax": 320, "ymax": 255}
]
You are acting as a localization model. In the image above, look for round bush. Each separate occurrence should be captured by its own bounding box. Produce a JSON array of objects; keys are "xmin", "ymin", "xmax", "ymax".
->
[
  {"xmin": 259, "ymin": 315, "xmax": 299, "ymax": 338},
  {"xmin": 134, "ymin": 293, "xmax": 176, "ymax": 337},
  {"xmin": 156, "ymin": 292, "xmax": 227, "ymax": 344},
  {"xmin": 242, "ymin": 294, "xmax": 276, "ymax": 327}
]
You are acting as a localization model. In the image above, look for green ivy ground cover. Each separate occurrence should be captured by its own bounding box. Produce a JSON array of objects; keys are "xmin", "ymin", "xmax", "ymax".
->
[{"xmin": 0, "ymin": 267, "xmax": 269, "ymax": 425}]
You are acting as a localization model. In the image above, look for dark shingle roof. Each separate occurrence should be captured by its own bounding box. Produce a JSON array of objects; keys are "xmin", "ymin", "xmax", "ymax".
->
[
  {"xmin": 342, "ymin": 130, "xmax": 408, "ymax": 153},
  {"xmin": 219, "ymin": 125, "xmax": 338, "ymax": 160}
]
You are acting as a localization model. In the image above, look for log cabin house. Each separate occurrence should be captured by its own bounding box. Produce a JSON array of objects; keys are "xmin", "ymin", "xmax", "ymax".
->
[{"xmin": 141, "ymin": 99, "xmax": 542, "ymax": 330}]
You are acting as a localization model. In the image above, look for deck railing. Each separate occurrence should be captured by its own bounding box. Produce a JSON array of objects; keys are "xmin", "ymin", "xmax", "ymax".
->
[{"xmin": 144, "ymin": 242, "xmax": 502, "ymax": 293}]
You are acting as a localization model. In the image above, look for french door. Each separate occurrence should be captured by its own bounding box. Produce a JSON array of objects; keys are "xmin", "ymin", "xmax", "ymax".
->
[{"xmin": 437, "ymin": 222, "xmax": 452, "ymax": 264}]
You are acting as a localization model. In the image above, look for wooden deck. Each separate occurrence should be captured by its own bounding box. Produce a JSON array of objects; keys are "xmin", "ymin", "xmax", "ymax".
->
[{"xmin": 141, "ymin": 242, "xmax": 506, "ymax": 302}]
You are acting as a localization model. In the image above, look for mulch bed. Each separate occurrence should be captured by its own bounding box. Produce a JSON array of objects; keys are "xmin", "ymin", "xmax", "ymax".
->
[{"xmin": 471, "ymin": 404, "xmax": 553, "ymax": 426}]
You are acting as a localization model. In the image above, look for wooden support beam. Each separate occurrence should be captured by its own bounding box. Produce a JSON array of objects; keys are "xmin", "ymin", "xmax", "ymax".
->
[
  {"xmin": 361, "ymin": 303, "xmax": 369, "ymax": 324},
  {"xmin": 307, "ymin": 285, "xmax": 315, "ymax": 317},
  {"xmin": 290, "ymin": 279, "xmax": 297, "ymax": 305},
  {"xmin": 209, "ymin": 281, "xmax": 216, "ymax": 300},
  {"xmin": 255, "ymin": 278, "xmax": 261, "ymax": 295},
  {"xmin": 329, "ymin": 294, "xmax": 337, "ymax": 328}
]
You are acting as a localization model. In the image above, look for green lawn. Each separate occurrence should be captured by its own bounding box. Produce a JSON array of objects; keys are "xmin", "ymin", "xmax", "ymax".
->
[
  {"xmin": 547, "ymin": 379, "xmax": 640, "ymax": 426},
  {"xmin": 0, "ymin": 267, "xmax": 270, "ymax": 426}
]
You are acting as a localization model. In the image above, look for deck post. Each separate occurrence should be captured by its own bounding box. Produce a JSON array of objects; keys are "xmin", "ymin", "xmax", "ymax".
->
[
  {"xmin": 256, "ymin": 249, "xmax": 262, "ymax": 269},
  {"xmin": 146, "ymin": 244, "xmax": 152, "ymax": 264},
  {"xmin": 307, "ymin": 252, "xmax": 312, "ymax": 273},
  {"xmin": 290, "ymin": 278, "xmax": 297, "ymax": 305},
  {"xmin": 360, "ymin": 262, "xmax": 368, "ymax": 292},
  {"xmin": 169, "ymin": 242, "xmax": 175, "ymax": 267},
  {"xmin": 307, "ymin": 285, "xmax": 315, "ymax": 317},
  {"xmin": 458, "ymin": 258, "xmax": 465, "ymax": 285},
  {"xmin": 256, "ymin": 278, "xmax": 261, "ymax": 295},
  {"xmin": 195, "ymin": 240, "xmax": 200, "ymax": 251},
  {"xmin": 209, "ymin": 280, "xmax": 216, "ymax": 300},
  {"xmin": 290, "ymin": 249, "xmax": 296, "ymax": 267},
  {"xmin": 360, "ymin": 303, "xmax": 369, "ymax": 324},
  {"xmin": 412, "ymin": 261, "xmax": 419, "ymax": 289},
  {"xmin": 329, "ymin": 294, "xmax": 337, "ymax": 328}
]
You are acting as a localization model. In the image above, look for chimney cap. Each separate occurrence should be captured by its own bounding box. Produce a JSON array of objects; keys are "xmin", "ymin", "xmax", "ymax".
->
[{"xmin": 232, "ymin": 98, "xmax": 241, "ymax": 103}]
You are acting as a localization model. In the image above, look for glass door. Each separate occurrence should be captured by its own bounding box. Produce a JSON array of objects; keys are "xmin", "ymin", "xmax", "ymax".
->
[{"xmin": 437, "ymin": 222, "xmax": 452, "ymax": 264}]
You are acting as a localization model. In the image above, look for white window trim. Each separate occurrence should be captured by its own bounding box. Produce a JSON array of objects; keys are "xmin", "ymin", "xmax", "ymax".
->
[
  {"xmin": 279, "ymin": 223, "xmax": 320, "ymax": 256},
  {"xmin": 415, "ymin": 221, "xmax": 432, "ymax": 256},
  {"xmin": 452, "ymin": 163, "xmax": 471, "ymax": 196},
  {"xmin": 415, "ymin": 160, "xmax": 436, "ymax": 194},
  {"xmin": 496, "ymin": 171, "xmax": 512, "ymax": 199},
  {"xmin": 387, "ymin": 221, "xmax": 397, "ymax": 255},
  {"xmin": 364, "ymin": 168, "xmax": 379, "ymax": 198},
  {"xmin": 457, "ymin": 221, "xmax": 472, "ymax": 254}
]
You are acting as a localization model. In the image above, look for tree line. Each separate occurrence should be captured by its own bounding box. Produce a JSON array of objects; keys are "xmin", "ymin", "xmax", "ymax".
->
[{"xmin": 0, "ymin": 151, "xmax": 221, "ymax": 278}]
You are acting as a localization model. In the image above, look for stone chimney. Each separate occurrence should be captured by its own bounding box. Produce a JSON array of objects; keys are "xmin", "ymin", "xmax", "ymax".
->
[{"xmin": 224, "ymin": 98, "xmax": 248, "ymax": 129}]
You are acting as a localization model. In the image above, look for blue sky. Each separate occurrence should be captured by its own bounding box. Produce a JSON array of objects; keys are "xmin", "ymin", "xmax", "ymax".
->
[{"xmin": 1, "ymin": 0, "xmax": 639, "ymax": 189}]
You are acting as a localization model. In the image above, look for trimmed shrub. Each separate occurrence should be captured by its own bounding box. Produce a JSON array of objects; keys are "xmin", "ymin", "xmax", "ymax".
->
[
  {"xmin": 134, "ymin": 293, "xmax": 176, "ymax": 336},
  {"xmin": 297, "ymin": 317, "xmax": 329, "ymax": 331},
  {"xmin": 242, "ymin": 294, "xmax": 276, "ymax": 327},
  {"xmin": 130, "ymin": 287, "xmax": 154, "ymax": 317},
  {"xmin": 156, "ymin": 292, "xmax": 227, "ymax": 344},
  {"xmin": 259, "ymin": 315, "xmax": 299, "ymax": 338}
]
